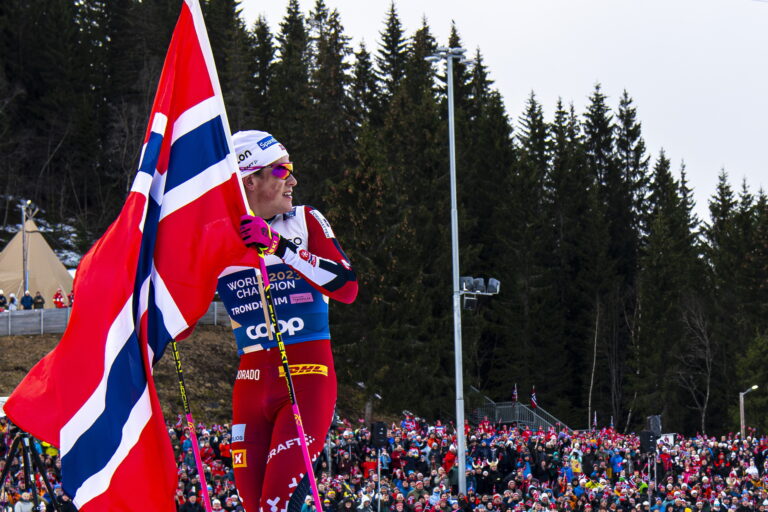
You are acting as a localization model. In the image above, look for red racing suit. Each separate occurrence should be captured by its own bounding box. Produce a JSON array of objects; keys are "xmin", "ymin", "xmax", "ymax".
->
[{"xmin": 217, "ymin": 206, "xmax": 357, "ymax": 512}]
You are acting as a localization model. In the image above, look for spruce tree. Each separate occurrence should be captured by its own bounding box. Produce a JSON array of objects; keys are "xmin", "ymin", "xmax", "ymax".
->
[
  {"xmin": 271, "ymin": 0, "xmax": 311, "ymax": 182},
  {"xmin": 204, "ymin": 0, "xmax": 255, "ymax": 130},
  {"xmin": 615, "ymin": 91, "xmax": 650, "ymax": 240},
  {"xmin": 583, "ymin": 84, "xmax": 633, "ymax": 424},
  {"xmin": 304, "ymin": 3, "xmax": 354, "ymax": 205},
  {"xmin": 541, "ymin": 100, "xmax": 599, "ymax": 426},
  {"xmin": 326, "ymin": 18, "xmax": 444, "ymax": 415},
  {"xmin": 460, "ymin": 50, "xmax": 516, "ymax": 400},
  {"xmin": 350, "ymin": 42, "xmax": 381, "ymax": 128},
  {"xmin": 738, "ymin": 194, "xmax": 768, "ymax": 431},
  {"xmin": 636, "ymin": 153, "xmax": 702, "ymax": 431},
  {"xmin": 375, "ymin": 2, "xmax": 408, "ymax": 104},
  {"xmin": 507, "ymin": 92, "xmax": 549, "ymax": 367},
  {"xmin": 247, "ymin": 15, "xmax": 275, "ymax": 129}
]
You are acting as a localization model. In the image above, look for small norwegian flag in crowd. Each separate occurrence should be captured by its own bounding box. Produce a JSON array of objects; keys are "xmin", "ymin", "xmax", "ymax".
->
[
  {"xmin": 512, "ymin": 383, "xmax": 518, "ymax": 402},
  {"xmin": 531, "ymin": 386, "xmax": 537, "ymax": 409}
]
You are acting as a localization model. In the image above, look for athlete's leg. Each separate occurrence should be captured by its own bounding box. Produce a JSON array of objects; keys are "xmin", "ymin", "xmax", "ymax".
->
[
  {"xmin": 231, "ymin": 352, "xmax": 274, "ymax": 512},
  {"xmin": 259, "ymin": 340, "xmax": 337, "ymax": 512}
]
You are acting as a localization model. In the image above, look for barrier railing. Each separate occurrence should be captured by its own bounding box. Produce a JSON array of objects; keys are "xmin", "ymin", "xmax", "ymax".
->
[
  {"xmin": 0, "ymin": 301, "xmax": 229, "ymax": 336},
  {"xmin": 471, "ymin": 401, "xmax": 572, "ymax": 433}
]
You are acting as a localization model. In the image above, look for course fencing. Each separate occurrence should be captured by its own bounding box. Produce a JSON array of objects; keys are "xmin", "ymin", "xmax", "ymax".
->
[{"xmin": 0, "ymin": 301, "xmax": 229, "ymax": 336}]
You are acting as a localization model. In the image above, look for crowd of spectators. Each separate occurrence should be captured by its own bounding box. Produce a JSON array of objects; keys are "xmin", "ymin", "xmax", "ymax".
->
[
  {"xmin": 0, "ymin": 289, "xmax": 72, "ymax": 312},
  {"xmin": 3, "ymin": 413, "xmax": 768, "ymax": 511}
]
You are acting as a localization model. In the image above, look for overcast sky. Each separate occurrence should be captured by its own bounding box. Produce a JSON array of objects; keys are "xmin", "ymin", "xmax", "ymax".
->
[{"xmin": 241, "ymin": 0, "xmax": 768, "ymax": 222}]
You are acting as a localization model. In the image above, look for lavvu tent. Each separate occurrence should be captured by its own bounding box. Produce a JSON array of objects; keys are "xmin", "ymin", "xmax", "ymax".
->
[{"xmin": 0, "ymin": 220, "xmax": 73, "ymax": 308}]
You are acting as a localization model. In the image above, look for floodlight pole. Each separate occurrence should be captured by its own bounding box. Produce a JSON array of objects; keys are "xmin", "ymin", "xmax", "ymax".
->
[
  {"xmin": 428, "ymin": 45, "xmax": 468, "ymax": 495},
  {"xmin": 20, "ymin": 201, "xmax": 29, "ymax": 293},
  {"xmin": 740, "ymin": 385, "xmax": 758, "ymax": 438}
]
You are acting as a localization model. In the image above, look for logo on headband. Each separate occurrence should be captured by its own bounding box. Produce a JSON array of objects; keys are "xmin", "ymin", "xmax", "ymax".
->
[
  {"xmin": 257, "ymin": 135, "xmax": 278, "ymax": 150},
  {"xmin": 237, "ymin": 149, "xmax": 252, "ymax": 163}
]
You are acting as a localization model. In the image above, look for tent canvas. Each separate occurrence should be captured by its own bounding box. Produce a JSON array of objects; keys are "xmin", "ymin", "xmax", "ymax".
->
[{"xmin": 0, "ymin": 220, "xmax": 73, "ymax": 308}]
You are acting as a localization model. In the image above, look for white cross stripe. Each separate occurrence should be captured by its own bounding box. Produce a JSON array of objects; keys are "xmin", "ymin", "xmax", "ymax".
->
[
  {"xmin": 60, "ymin": 297, "xmax": 136, "ymax": 456},
  {"xmin": 72, "ymin": 385, "xmax": 153, "ymax": 509},
  {"xmin": 159, "ymin": 158, "xmax": 234, "ymax": 221},
  {"xmin": 151, "ymin": 269, "xmax": 189, "ymax": 339},
  {"xmin": 171, "ymin": 96, "xmax": 220, "ymax": 145},
  {"xmin": 148, "ymin": 168, "xmax": 168, "ymax": 209}
]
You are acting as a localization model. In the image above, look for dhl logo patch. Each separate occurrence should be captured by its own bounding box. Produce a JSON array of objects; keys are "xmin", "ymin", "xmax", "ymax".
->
[{"xmin": 278, "ymin": 364, "xmax": 328, "ymax": 377}]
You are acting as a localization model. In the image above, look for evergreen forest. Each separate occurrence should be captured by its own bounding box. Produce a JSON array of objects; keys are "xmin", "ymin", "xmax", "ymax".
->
[{"xmin": 1, "ymin": 0, "xmax": 767, "ymax": 435}]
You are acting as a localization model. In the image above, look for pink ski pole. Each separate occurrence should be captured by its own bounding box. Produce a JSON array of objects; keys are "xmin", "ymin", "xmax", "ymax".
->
[
  {"xmin": 171, "ymin": 340, "xmax": 213, "ymax": 512},
  {"xmin": 255, "ymin": 257, "xmax": 322, "ymax": 509}
]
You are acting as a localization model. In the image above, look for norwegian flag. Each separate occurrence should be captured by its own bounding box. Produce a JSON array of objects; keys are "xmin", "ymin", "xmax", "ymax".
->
[
  {"xmin": 530, "ymin": 386, "xmax": 537, "ymax": 409},
  {"xmin": 3, "ymin": 1, "xmax": 253, "ymax": 510},
  {"xmin": 512, "ymin": 383, "xmax": 518, "ymax": 402}
]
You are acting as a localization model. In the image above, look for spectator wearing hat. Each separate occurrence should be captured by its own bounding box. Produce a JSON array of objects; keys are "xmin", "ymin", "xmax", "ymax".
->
[
  {"xmin": 52, "ymin": 288, "xmax": 65, "ymax": 308},
  {"xmin": 407, "ymin": 481, "xmax": 425, "ymax": 501},
  {"xmin": 301, "ymin": 495, "xmax": 318, "ymax": 512},
  {"xmin": 174, "ymin": 486, "xmax": 187, "ymax": 509},
  {"xmin": 0, "ymin": 290, "xmax": 7, "ymax": 311},
  {"xmin": 7, "ymin": 293, "xmax": 17, "ymax": 311},
  {"xmin": 219, "ymin": 432, "xmax": 232, "ymax": 467},
  {"xmin": 32, "ymin": 291, "xmax": 44, "ymax": 309},
  {"xmin": 57, "ymin": 494, "xmax": 78, "ymax": 512},
  {"xmin": 228, "ymin": 494, "xmax": 245, "ymax": 512},
  {"xmin": 13, "ymin": 492, "xmax": 34, "ymax": 512},
  {"xmin": 181, "ymin": 492, "xmax": 204, "ymax": 512},
  {"xmin": 338, "ymin": 498, "xmax": 355, "ymax": 512},
  {"xmin": 321, "ymin": 497, "xmax": 335, "ymax": 512},
  {"xmin": 358, "ymin": 495, "xmax": 374, "ymax": 512},
  {"xmin": 362, "ymin": 453, "xmax": 378, "ymax": 480},
  {"xmin": 200, "ymin": 439, "xmax": 215, "ymax": 466},
  {"xmin": 20, "ymin": 291, "xmax": 33, "ymax": 310}
]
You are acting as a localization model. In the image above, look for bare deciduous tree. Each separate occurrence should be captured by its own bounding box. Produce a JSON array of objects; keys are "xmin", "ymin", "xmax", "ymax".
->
[{"xmin": 675, "ymin": 298, "xmax": 714, "ymax": 434}]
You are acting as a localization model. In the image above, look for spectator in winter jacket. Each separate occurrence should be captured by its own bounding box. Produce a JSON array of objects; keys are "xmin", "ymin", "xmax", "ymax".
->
[
  {"xmin": 181, "ymin": 493, "xmax": 205, "ymax": 512},
  {"xmin": 13, "ymin": 492, "xmax": 34, "ymax": 512},
  {"xmin": 32, "ymin": 291, "xmax": 45, "ymax": 309},
  {"xmin": 20, "ymin": 291, "xmax": 33, "ymax": 310},
  {"xmin": 52, "ymin": 288, "xmax": 65, "ymax": 308}
]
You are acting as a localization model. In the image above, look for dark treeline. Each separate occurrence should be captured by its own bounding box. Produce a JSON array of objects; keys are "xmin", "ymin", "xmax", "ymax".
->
[{"xmin": 2, "ymin": 0, "xmax": 767, "ymax": 435}]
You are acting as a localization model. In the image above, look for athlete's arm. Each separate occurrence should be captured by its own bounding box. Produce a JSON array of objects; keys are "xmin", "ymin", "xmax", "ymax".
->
[{"xmin": 274, "ymin": 207, "xmax": 358, "ymax": 304}]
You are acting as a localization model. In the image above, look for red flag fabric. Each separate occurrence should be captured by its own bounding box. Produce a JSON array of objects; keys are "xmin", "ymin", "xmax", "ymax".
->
[{"xmin": 3, "ymin": 1, "xmax": 254, "ymax": 509}]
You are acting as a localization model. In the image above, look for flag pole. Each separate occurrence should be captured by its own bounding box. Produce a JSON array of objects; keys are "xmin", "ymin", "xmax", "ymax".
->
[
  {"xmin": 171, "ymin": 340, "xmax": 214, "ymax": 512},
  {"xmin": 254, "ymin": 258, "xmax": 323, "ymax": 509}
]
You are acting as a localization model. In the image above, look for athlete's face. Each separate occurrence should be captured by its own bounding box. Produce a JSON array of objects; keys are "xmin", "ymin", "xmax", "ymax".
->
[{"xmin": 243, "ymin": 155, "xmax": 296, "ymax": 218}]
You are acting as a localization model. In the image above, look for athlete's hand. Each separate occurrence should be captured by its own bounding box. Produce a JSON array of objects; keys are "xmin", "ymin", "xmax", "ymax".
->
[{"xmin": 240, "ymin": 214, "xmax": 280, "ymax": 255}]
